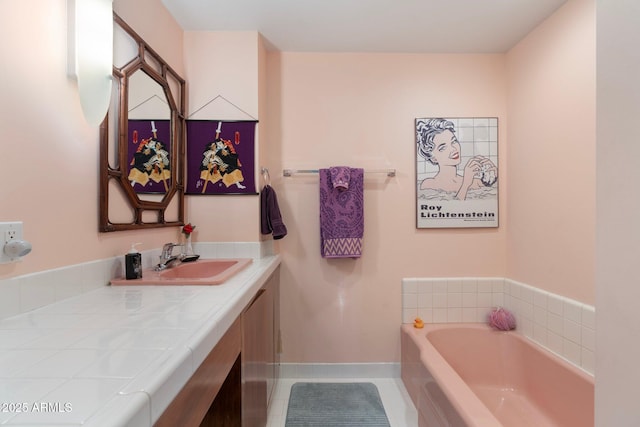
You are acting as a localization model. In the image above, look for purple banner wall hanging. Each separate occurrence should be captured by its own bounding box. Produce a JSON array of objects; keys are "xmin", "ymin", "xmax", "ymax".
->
[
  {"xmin": 185, "ymin": 120, "xmax": 257, "ymax": 195},
  {"xmin": 127, "ymin": 119, "xmax": 171, "ymax": 194}
]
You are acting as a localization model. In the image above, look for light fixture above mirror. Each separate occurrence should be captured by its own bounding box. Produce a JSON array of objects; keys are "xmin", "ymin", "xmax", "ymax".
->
[{"xmin": 67, "ymin": 0, "xmax": 114, "ymax": 126}]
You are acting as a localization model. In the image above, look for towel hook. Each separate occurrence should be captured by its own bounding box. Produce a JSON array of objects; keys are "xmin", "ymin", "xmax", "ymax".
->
[{"xmin": 261, "ymin": 167, "xmax": 271, "ymax": 186}]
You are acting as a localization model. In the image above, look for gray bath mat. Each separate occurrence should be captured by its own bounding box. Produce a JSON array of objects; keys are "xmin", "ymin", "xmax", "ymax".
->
[{"xmin": 285, "ymin": 382, "xmax": 391, "ymax": 426}]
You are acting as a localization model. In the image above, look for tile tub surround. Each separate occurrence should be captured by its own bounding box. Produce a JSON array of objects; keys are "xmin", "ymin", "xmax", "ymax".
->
[
  {"xmin": 402, "ymin": 277, "xmax": 595, "ymax": 375},
  {"xmin": 0, "ymin": 253, "xmax": 280, "ymax": 427},
  {"xmin": 0, "ymin": 241, "xmax": 273, "ymax": 320}
]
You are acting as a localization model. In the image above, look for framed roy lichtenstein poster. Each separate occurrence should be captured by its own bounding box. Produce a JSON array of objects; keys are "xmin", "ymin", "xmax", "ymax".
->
[{"xmin": 415, "ymin": 117, "xmax": 499, "ymax": 228}]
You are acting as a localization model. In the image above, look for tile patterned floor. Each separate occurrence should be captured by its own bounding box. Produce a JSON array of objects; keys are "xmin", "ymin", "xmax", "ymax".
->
[{"xmin": 267, "ymin": 377, "xmax": 418, "ymax": 427}]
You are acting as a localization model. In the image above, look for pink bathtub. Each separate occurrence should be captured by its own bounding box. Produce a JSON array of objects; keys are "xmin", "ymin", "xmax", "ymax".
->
[{"xmin": 401, "ymin": 323, "xmax": 594, "ymax": 427}]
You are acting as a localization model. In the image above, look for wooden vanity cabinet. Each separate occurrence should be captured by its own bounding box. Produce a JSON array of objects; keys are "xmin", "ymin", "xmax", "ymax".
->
[
  {"xmin": 154, "ymin": 266, "xmax": 280, "ymax": 427},
  {"xmin": 241, "ymin": 267, "xmax": 280, "ymax": 427},
  {"xmin": 155, "ymin": 317, "xmax": 242, "ymax": 427}
]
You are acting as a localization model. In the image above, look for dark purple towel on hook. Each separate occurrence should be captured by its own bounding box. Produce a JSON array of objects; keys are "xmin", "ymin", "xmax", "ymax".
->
[
  {"xmin": 319, "ymin": 167, "xmax": 364, "ymax": 258},
  {"xmin": 260, "ymin": 185, "xmax": 287, "ymax": 240}
]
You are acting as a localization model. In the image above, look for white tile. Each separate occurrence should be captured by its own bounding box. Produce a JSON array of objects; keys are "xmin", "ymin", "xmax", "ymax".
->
[
  {"xmin": 581, "ymin": 348, "xmax": 595, "ymax": 375},
  {"xmin": 416, "ymin": 308, "xmax": 433, "ymax": 323},
  {"xmin": 563, "ymin": 300, "xmax": 582, "ymax": 324},
  {"xmin": 547, "ymin": 331, "xmax": 563, "ymax": 355},
  {"xmin": 433, "ymin": 308, "xmax": 447, "ymax": 323},
  {"xmin": 402, "ymin": 278, "xmax": 417, "ymax": 294},
  {"xmin": 8, "ymin": 378, "xmax": 128, "ymax": 425},
  {"xmin": 0, "ymin": 329, "xmax": 47, "ymax": 349},
  {"xmin": 581, "ymin": 326, "xmax": 596, "ymax": 351},
  {"xmin": 462, "ymin": 293, "xmax": 477, "ymax": 308},
  {"xmin": 509, "ymin": 281, "xmax": 522, "ymax": 298},
  {"xmin": 417, "ymin": 293, "xmax": 432, "ymax": 308},
  {"xmin": 417, "ymin": 279, "xmax": 433, "ymax": 294},
  {"xmin": 477, "ymin": 293, "xmax": 493, "ymax": 308},
  {"xmin": 582, "ymin": 305, "xmax": 596, "ymax": 329},
  {"xmin": 548, "ymin": 295, "xmax": 564, "ymax": 316},
  {"xmin": 19, "ymin": 276, "xmax": 56, "ymax": 313},
  {"xmin": 0, "ymin": 378, "xmax": 66, "ymax": 424},
  {"xmin": 85, "ymin": 392, "xmax": 151, "ymax": 427},
  {"xmin": 15, "ymin": 349, "xmax": 103, "ymax": 378},
  {"xmin": 433, "ymin": 293, "xmax": 447, "ymax": 308},
  {"xmin": 462, "ymin": 308, "xmax": 477, "ymax": 322},
  {"xmin": 477, "ymin": 308, "xmax": 492, "ymax": 323},
  {"xmin": 52, "ymin": 267, "xmax": 85, "ymax": 302},
  {"xmin": 533, "ymin": 306, "xmax": 547, "ymax": 326},
  {"xmin": 16, "ymin": 328, "xmax": 94, "ymax": 349},
  {"xmin": 77, "ymin": 349, "xmax": 166, "ymax": 378},
  {"xmin": 462, "ymin": 280, "xmax": 477, "ymax": 293},
  {"xmin": 433, "ymin": 280, "xmax": 447, "ymax": 293},
  {"xmin": 547, "ymin": 313, "xmax": 563, "ymax": 335},
  {"xmin": 492, "ymin": 279, "xmax": 504, "ymax": 293},
  {"xmin": 477, "ymin": 279, "xmax": 493, "ymax": 293},
  {"xmin": 0, "ymin": 278, "xmax": 21, "ymax": 320},
  {"xmin": 0, "ymin": 349, "xmax": 57, "ymax": 377},
  {"xmin": 563, "ymin": 319, "xmax": 582, "ymax": 344},
  {"xmin": 447, "ymin": 293, "xmax": 462, "ymax": 308},
  {"xmin": 533, "ymin": 323, "xmax": 547, "ymax": 346},
  {"xmin": 402, "ymin": 308, "xmax": 418, "ymax": 324},
  {"xmin": 563, "ymin": 339, "xmax": 581, "ymax": 366},
  {"xmin": 447, "ymin": 308, "xmax": 462, "ymax": 322},
  {"xmin": 533, "ymin": 290, "xmax": 548, "ymax": 308},
  {"xmin": 492, "ymin": 293, "xmax": 504, "ymax": 307},
  {"xmin": 520, "ymin": 301, "xmax": 534, "ymax": 321},
  {"xmin": 446, "ymin": 278, "xmax": 462, "ymax": 292},
  {"xmin": 520, "ymin": 286, "xmax": 534, "ymax": 303},
  {"xmin": 402, "ymin": 293, "xmax": 417, "ymax": 309}
]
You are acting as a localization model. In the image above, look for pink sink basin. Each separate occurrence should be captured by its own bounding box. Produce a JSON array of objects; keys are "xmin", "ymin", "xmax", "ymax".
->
[{"xmin": 110, "ymin": 258, "xmax": 253, "ymax": 286}]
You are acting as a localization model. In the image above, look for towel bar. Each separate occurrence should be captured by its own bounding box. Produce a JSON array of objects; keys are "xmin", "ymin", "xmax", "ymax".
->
[{"xmin": 283, "ymin": 168, "xmax": 396, "ymax": 177}]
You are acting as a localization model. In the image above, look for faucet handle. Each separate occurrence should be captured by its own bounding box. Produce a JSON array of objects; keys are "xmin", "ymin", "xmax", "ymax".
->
[{"xmin": 161, "ymin": 242, "xmax": 180, "ymax": 259}]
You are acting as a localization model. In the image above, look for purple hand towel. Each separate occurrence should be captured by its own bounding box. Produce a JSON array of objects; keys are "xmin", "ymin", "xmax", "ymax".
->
[
  {"xmin": 260, "ymin": 185, "xmax": 287, "ymax": 240},
  {"xmin": 319, "ymin": 167, "xmax": 364, "ymax": 258},
  {"xmin": 330, "ymin": 166, "xmax": 351, "ymax": 190}
]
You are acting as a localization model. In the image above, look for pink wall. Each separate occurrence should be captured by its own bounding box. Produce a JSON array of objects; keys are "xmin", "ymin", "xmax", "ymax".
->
[
  {"xmin": 182, "ymin": 31, "xmax": 263, "ymax": 242},
  {"xmin": 0, "ymin": 0, "xmax": 185, "ymax": 280},
  {"xmin": 505, "ymin": 0, "xmax": 595, "ymax": 304},
  {"xmin": 267, "ymin": 52, "xmax": 508, "ymax": 362}
]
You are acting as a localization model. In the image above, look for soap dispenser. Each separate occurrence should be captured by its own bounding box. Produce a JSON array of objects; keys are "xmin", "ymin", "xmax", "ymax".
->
[{"xmin": 125, "ymin": 243, "xmax": 142, "ymax": 280}]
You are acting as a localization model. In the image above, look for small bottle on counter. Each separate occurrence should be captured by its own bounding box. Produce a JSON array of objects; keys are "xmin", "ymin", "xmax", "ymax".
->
[{"xmin": 125, "ymin": 243, "xmax": 142, "ymax": 280}]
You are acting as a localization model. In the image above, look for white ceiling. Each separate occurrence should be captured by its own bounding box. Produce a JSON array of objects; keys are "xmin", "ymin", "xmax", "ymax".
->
[{"xmin": 160, "ymin": 0, "xmax": 567, "ymax": 53}]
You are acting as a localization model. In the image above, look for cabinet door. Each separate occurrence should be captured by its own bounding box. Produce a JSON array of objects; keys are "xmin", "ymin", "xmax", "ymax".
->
[
  {"xmin": 242, "ymin": 287, "xmax": 269, "ymax": 427},
  {"xmin": 241, "ymin": 267, "xmax": 280, "ymax": 427},
  {"xmin": 266, "ymin": 267, "xmax": 280, "ymax": 404}
]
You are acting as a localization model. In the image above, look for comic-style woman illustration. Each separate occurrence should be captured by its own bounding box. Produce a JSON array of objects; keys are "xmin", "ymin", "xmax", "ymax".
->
[
  {"xmin": 200, "ymin": 122, "xmax": 246, "ymax": 192},
  {"xmin": 416, "ymin": 118, "xmax": 497, "ymax": 200},
  {"xmin": 128, "ymin": 121, "xmax": 171, "ymax": 191}
]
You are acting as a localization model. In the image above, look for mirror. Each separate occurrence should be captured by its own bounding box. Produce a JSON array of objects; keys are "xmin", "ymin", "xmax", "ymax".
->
[{"xmin": 100, "ymin": 13, "xmax": 185, "ymax": 232}]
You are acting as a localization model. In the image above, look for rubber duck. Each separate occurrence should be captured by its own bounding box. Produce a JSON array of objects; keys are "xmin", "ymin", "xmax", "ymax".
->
[{"xmin": 413, "ymin": 317, "xmax": 424, "ymax": 329}]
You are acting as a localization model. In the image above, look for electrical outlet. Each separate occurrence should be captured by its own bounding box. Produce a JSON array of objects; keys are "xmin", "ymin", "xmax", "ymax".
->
[
  {"xmin": 6, "ymin": 229, "xmax": 17, "ymax": 243},
  {"xmin": 0, "ymin": 222, "xmax": 24, "ymax": 264}
]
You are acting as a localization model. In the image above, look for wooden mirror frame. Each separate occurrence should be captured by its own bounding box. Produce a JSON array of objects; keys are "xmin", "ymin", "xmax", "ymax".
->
[{"xmin": 99, "ymin": 13, "xmax": 185, "ymax": 232}]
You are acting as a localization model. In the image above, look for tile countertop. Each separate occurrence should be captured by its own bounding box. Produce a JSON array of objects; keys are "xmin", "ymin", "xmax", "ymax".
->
[{"xmin": 0, "ymin": 255, "xmax": 281, "ymax": 427}]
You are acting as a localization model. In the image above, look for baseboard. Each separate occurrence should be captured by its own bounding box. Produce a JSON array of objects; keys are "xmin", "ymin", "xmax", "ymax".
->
[{"xmin": 279, "ymin": 363, "xmax": 400, "ymax": 379}]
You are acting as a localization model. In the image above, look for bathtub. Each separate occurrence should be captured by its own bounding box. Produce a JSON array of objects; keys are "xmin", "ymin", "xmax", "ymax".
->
[{"xmin": 401, "ymin": 323, "xmax": 594, "ymax": 427}]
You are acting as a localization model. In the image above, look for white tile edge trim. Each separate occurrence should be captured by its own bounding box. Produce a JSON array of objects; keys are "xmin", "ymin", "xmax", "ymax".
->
[
  {"xmin": 401, "ymin": 277, "xmax": 595, "ymax": 376},
  {"xmin": 279, "ymin": 363, "xmax": 401, "ymax": 379}
]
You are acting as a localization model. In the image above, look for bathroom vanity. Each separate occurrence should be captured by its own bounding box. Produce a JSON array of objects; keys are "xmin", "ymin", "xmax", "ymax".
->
[
  {"xmin": 0, "ymin": 254, "xmax": 281, "ymax": 427},
  {"xmin": 155, "ymin": 266, "xmax": 280, "ymax": 427}
]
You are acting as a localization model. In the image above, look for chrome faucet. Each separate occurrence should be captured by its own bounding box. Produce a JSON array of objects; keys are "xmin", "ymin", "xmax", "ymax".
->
[{"xmin": 155, "ymin": 243, "xmax": 182, "ymax": 271}]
